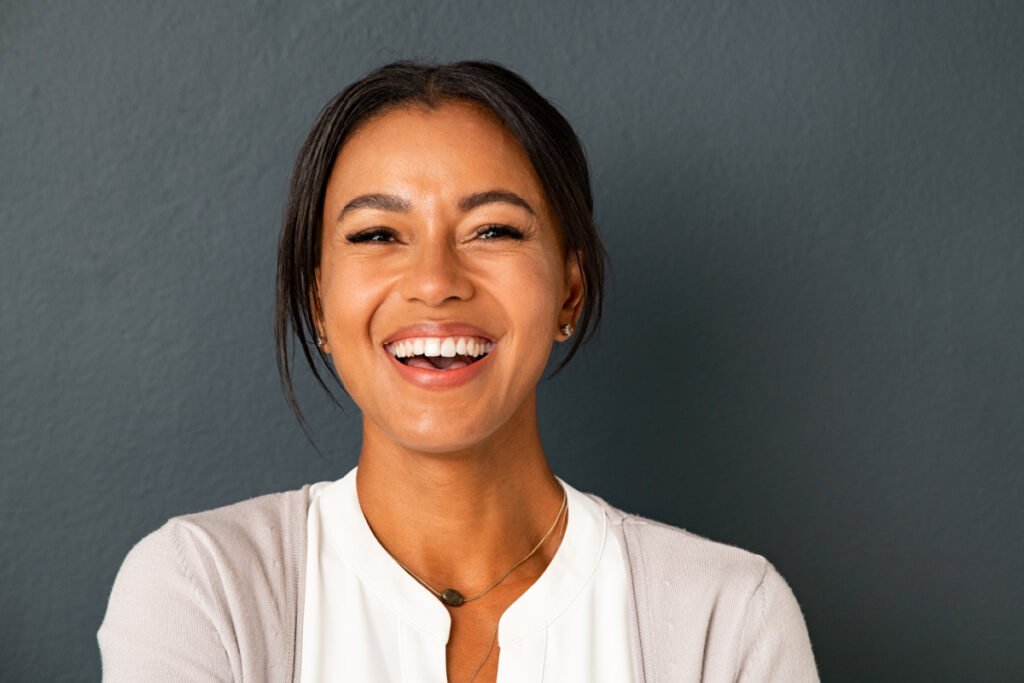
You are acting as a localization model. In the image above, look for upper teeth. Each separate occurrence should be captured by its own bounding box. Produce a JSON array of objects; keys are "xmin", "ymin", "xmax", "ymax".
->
[{"xmin": 384, "ymin": 336, "xmax": 494, "ymax": 359}]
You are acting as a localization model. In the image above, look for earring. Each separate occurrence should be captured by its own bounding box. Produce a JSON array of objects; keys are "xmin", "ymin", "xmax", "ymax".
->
[
  {"xmin": 316, "ymin": 335, "xmax": 326, "ymax": 348},
  {"xmin": 560, "ymin": 323, "xmax": 573, "ymax": 337}
]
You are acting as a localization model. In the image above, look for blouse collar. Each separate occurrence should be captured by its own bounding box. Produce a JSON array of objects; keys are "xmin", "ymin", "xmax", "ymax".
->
[{"xmin": 315, "ymin": 465, "xmax": 607, "ymax": 647}]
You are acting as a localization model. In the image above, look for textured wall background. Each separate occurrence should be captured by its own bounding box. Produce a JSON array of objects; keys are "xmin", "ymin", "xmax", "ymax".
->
[{"xmin": 2, "ymin": 1, "xmax": 1022, "ymax": 680}]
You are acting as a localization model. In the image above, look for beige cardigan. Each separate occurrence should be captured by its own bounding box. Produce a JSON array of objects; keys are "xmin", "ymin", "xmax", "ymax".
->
[{"xmin": 97, "ymin": 485, "xmax": 819, "ymax": 682}]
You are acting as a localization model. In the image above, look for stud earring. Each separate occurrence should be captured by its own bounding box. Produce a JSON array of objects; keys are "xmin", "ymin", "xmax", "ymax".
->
[
  {"xmin": 560, "ymin": 323, "xmax": 573, "ymax": 337},
  {"xmin": 316, "ymin": 335, "xmax": 326, "ymax": 348}
]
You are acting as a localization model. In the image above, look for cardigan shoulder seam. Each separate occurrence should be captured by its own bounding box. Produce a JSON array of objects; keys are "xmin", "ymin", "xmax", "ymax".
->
[
  {"xmin": 736, "ymin": 555, "xmax": 772, "ymax": 680},
  {"xmin": 165, "ymin": 519, "xmax": 206, "ymax": 599},
  {"xmin": 161, "ymin": 486, "xmax": 311, "ymax": 681},
  {"xmin": 161, "ymin": 519, "xmax": 237, "ymax": 674}
]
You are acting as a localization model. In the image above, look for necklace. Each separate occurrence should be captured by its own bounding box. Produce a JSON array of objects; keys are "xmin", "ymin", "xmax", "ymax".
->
[
  {"xmin": 391, "ymin": 487, "xmax": 568, "ymax": 607},
  {"xmin": 465, "ymin": 494, "xmax": 570, "ymax": 683}
]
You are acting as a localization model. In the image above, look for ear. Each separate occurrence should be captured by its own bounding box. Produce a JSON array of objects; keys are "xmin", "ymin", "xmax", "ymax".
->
[
  {"xmin": 311, "ymin": 267, "xmax": 330, "ymax": 354},
  {"xmin": 559, "ymin": 249, "xmax": 585, "ymax": 339}
]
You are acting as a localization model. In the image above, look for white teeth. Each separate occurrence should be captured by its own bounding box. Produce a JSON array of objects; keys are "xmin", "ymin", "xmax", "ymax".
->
[{"xmin": 384, "ymin": 336, "xmax": 495, "ymax": 359}]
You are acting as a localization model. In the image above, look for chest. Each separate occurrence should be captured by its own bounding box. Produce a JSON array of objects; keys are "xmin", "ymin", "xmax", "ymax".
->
[{"xmin": 300, "ymin": 546, "xmax": 641, "ymax": 682}]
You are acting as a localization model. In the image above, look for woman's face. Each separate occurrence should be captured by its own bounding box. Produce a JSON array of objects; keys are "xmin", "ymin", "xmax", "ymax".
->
[{"xmin": 317, "ymin": 101, "xmax": 583, "ymax": 454}]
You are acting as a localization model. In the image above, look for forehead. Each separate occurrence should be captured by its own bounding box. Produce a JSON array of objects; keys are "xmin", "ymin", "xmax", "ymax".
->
[{"xmin": 326, "ymin": 101, "xmax": 547, "ymax": 209}]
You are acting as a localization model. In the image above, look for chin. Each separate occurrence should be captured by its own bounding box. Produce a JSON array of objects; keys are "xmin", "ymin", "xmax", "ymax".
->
[
  {"xmin": 362, "ymin": 390, "xmax": 534, "ymax": 456},
  {"xmin": 381, "ymin": 416, "xmax": 506, "ymax": 457}
]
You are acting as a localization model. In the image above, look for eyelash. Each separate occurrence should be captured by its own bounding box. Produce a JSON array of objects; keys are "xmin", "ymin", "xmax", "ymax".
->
[
  {"xmin": 346, "ymin": 228, "xmax": 397, "ymax": 244},
  {"xmin": 345, "ymin": 225, "xmax": 525, "ymax": 244},
  {"xmin": 476, "ymin": 224, "xmax": 525, "ymax": 240}
]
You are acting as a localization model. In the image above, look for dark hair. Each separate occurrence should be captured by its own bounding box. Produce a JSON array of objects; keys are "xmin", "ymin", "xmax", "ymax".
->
[{"xmin": 276, "ymin": 60, "xmax": 608, "ymax": 436}]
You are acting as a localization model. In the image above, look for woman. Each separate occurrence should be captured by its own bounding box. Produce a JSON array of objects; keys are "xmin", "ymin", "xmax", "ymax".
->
[{"xmin": 98, "ymin": 61, "xmax": 819, "ymax": 682}]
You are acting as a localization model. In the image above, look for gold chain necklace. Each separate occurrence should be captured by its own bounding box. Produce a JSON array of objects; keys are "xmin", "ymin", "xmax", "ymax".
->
[
  {"xmin": 385, "ymin": 487, "xmax": 568, "ymax": 683},
  {"xmin": 463, "ymin": 493, "xmax": 570, "ymax": 682},
  {"xmin": 390, "ymin": 487, "xmax": 568, "ymax": 607}
]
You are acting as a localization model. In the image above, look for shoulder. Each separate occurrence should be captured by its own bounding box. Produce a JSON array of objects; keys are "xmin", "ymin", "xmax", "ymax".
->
[
  {"xmin": 586, "ymin": 492, "xmax": 819, "ymax": 681},
  {"xmin": 98, "ymin": 486, "xmax": 314, "ymax": 681},
  {"xmin": 161, "ymin": 484, "xmax": 312, "ymax": 565},
  {"xmin": 118, "ymin": 485, "xmax": 313, "ymax": 585},
  {"xmin": 587, "ymin": 491, "xmax": 770, "ymax": 593},
  {"xmin": 111, "ymin": 484, "xmax": 311, "ymax": 584},
  {"xmin": 107, "ymin": 484, "xmax": 314, "ymax": 611}
]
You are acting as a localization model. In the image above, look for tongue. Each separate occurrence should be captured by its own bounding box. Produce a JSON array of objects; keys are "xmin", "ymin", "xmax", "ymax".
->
[{"xmin": 407, "ymin": 354, "xmax": 473, "ymax": 371}]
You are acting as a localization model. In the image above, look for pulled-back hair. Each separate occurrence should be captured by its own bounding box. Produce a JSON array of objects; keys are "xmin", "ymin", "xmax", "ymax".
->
[{"xmin": 276, "ymin": 60, "xmax": 608, "ymax": 435}]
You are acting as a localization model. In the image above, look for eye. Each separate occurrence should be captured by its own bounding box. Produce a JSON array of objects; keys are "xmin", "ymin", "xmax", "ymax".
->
[
  {"xmin": 476, "ymin": 224, "xmax": 525, "ymax": 240},
  {"xmin": 345, "ymin": 227, "xmax": 397, "ymax": 244}
]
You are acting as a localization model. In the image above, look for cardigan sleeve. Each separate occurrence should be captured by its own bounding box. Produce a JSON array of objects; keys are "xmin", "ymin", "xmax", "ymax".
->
[
  {"xmin": 736, "ymin": 560, "xmax": 820, "ymax": 682},
  {"xmin": 97, "ymin": 520, "xmax": 235, "ymax": 682}
]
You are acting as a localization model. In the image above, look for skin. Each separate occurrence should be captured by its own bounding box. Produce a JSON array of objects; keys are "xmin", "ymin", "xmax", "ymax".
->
[{"xmin": 314, "ymin": 100, "xmax": 585, "ymax": 681}]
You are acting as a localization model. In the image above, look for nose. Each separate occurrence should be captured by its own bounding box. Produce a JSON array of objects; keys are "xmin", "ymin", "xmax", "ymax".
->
[{"xmin": 397, "ymin": 236, "xmax": 474, "ymax": 307}]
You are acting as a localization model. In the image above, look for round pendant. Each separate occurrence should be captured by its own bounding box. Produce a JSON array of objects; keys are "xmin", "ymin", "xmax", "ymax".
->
[{"xmin": 440, "ymin": 588, "xmax": 464, "ymax": 606}]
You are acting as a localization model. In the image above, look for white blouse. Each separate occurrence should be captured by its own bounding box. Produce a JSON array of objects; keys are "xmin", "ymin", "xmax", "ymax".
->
[{"xmin": 299, "ymin": 465, "xmax": 640, "ymax": 682}]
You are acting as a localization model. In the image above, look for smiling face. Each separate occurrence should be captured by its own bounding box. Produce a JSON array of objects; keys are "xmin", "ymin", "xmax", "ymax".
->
[{"xmin": 316, "ymin": 101, "xmax": 583, "ymax": 454}]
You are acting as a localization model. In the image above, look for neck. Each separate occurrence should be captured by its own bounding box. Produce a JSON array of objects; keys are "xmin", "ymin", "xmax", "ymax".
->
[{"xmin": 353, "ymin": 396, "xmax": 566, "ymax": 594}]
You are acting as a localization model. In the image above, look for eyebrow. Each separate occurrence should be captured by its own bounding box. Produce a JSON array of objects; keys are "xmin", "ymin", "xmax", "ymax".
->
[
  {"xmin": 339, "ymin": 193, "xmax": 411, "ymax": 219},
  {"xmin": 458, "ymin": 190, "xmax": 536, "ymax": 216},
  {"xmin": 338, "ymin": 190, "xmax": 536, "ymax": 221}
]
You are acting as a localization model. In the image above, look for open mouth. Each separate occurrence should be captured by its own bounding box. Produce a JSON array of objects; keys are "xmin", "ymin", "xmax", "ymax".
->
[{"xmin": 384, "ymin": 336, "xmax": 494, "ymax": 372}]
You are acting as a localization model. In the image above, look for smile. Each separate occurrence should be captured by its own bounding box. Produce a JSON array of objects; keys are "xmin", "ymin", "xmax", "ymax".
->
[{"xmin": 383, "ymin": 336, "xmax": 495, "ymax": 372}]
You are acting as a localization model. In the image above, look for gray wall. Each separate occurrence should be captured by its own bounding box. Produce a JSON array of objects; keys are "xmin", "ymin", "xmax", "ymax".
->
[{"xmin": 2, "ymin": 1, "xmax": 1022, "ymax": 680}]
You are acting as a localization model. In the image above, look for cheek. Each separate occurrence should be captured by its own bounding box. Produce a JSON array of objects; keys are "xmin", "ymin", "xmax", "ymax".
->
[
  {"xmin": 318, "ymin": 262, "xmax": 392, "ymax": 391},
  {"xmin": 321, "ymin": 262, "xmax": 385, "ymax": 329},
  {"xmin": 500, "ymin": 253, "xmax": 563, "ymax": 338}
]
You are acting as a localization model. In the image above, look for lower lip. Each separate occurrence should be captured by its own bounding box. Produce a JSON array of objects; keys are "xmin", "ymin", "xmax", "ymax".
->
[{"xmin": 385, "ymin": 344, "xmax": 496, "ymax": 389}]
